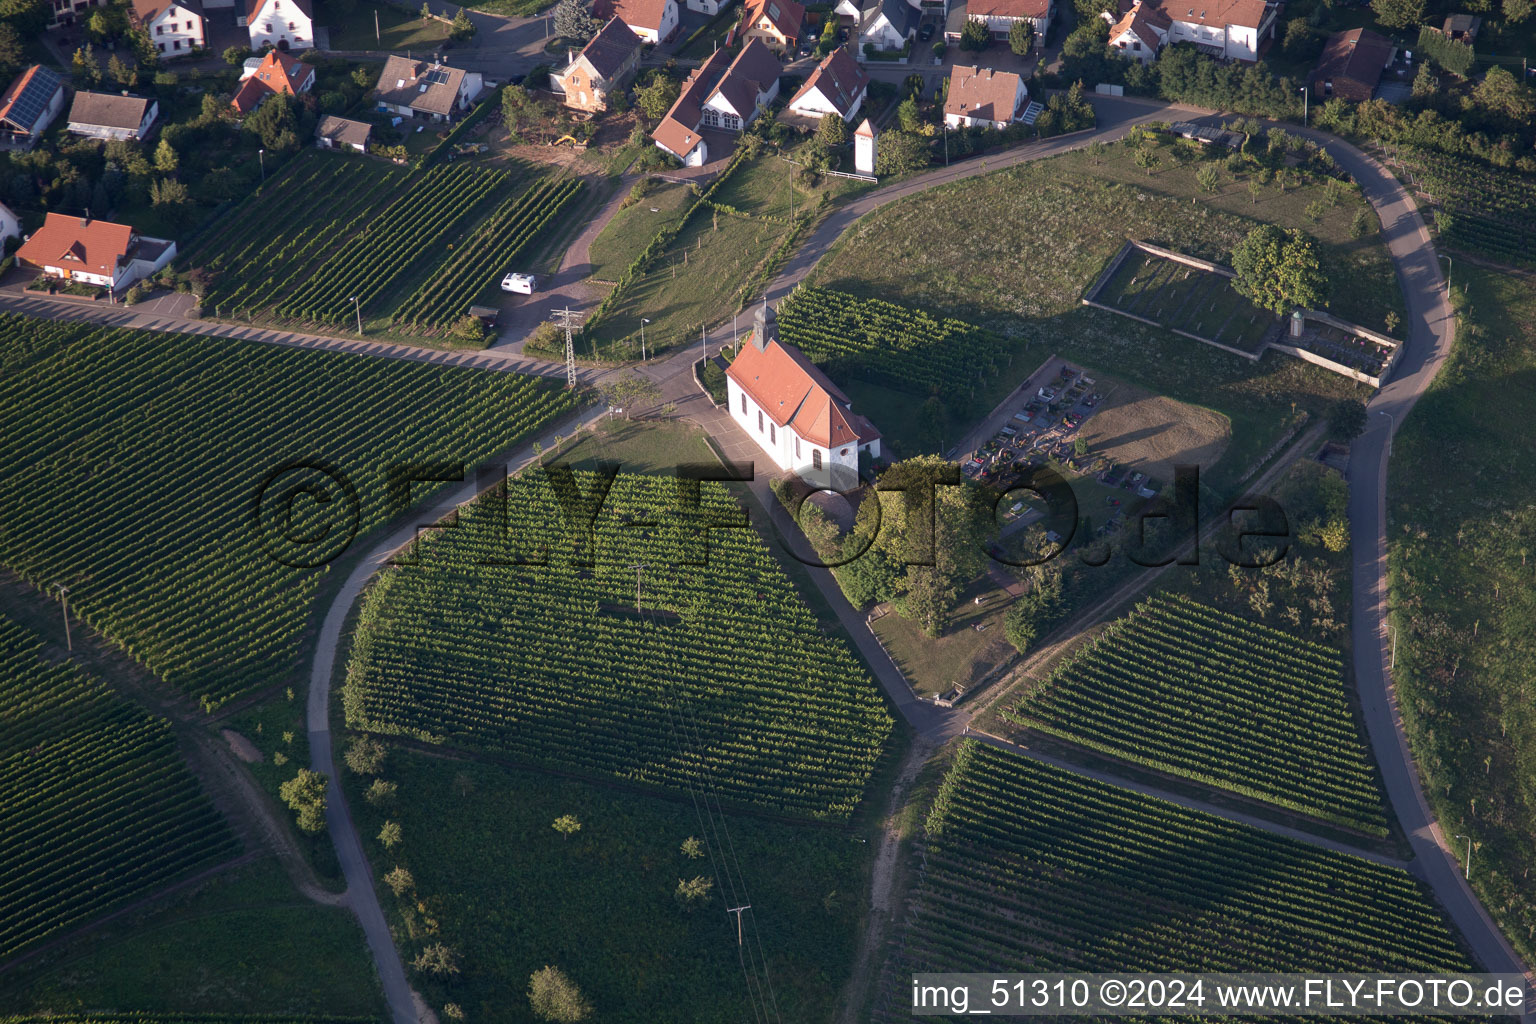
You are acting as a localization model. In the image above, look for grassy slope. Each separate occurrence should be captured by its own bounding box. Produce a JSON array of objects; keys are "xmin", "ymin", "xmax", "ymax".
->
[
  {"xmin": 1386, "ymin": 263, "xmax": 1536, "ymax": 960},
  {"xmin": 0, "ymin": 859, "xmax": 382, "ymax": 1017},
  {"xmin": 585, "ymin": 182, "xmax": 694, "ymax": 282}
]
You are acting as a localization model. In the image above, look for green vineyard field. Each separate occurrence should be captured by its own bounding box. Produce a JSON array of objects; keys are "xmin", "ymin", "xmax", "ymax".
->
[
  {"xmin": 0, "ymin": 611, "xmax": 238, "ymax": 961},
  {"xmin": 0, "ymin": 315, "xmax": 576, "ymax": 702},
  {"xmin": 343, "ymin": 470, "xmax": 895, "ymax": 820},
  {"xmin": 877, "ymin": 741, "xmax": 1474, "ymax": 1022},
  {"xmin": 1008, "ymin": 594, "xmax": 1388, "ymax": 833},
  {"xmin": 1400, "ymin": 147, "xmax": 1536, "ymax": 268}
]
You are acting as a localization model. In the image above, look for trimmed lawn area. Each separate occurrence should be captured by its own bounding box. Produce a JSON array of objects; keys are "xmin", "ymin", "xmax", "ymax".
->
[
  {"xmin": 0, "ymin": 859, "xmax": 382, "ymax": 1016},
  {"xmin": 586, "ymin": 181, "xmax": 695, "ymax": 282},
  {"xmin": 870, "ymin": 576, "xmax": 1016, "ymax": 698},
  {"xmin": 327, "ymin": 1, "xmax": 451, "ymax": 50},
  {"xmin": 1387, "ymin": 264, "xmax": 1536, "ymax": 962},
  {"xmin": 466, "ymin": 0, "xmax": 558, "ymax": 15},
  {"xmin": 1098, "ymin": 250, "xmax": 1273, "ymax": 353},
  {"xmin": 712, "ymin": 148, "xmax": 873, "ymax": 219}
]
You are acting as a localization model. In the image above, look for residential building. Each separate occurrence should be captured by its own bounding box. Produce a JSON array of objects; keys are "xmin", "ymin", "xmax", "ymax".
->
[
  {"xmin": 0, "ymin": 66, "xmax": 67, "ymax": 148},
  {"xmin": 786, "ymin": 46, "xmax": 869, "ymax": 122},
  {"xmin": 1441, "ymin": 13, "xmax": 1481, "ymax": 41},
  {"xmin": 243, "ymin": 0, "xmax": 313, "ymax": 50},
  {"xmin": 592, "ymin": 0, "xmax": 680, "ymax": 44},
  {"xmin": 48, "ymin": 0, "xmax": 106, "ymax": 28},
  {"xmin": 1100, "ymin": 0, "xmax": 1277, "ymax": 62},
  {"xmin": 550, "ymin": 16, "xmax": 643, "ymax": 113},
  {"xmin": 740, "ymin": 0, "xmax": 804, "ymax": 51},
  {"xmin": 943, "ymin": 64, "xmax": 1027, "ymax": 128},
  {"xmin": 652, "ymin": 46, "xmax": 732, "ymax": 165},
  {"xmin": 1106, "ymin": 0, "xmax": 1169, "ymax": 61},
  {"xmin": 684, "ymin": 0, "xmax": 732, "ymax": 14},
  {"xmin": 66, "ymin": 92, "xmax": 160, "ymax": 141},
  {"xmin": 0, "ymin": 202, "xmax": 17, "ymax": 248},
  {"xmin": 858, "ymin": 0, "xmax": 918, "ymax": 53},
  {"xmin": 131, "ymin": 0, "xmax": 206, "ymax": 57},
  {"xmin": 700, "ymin": 38, "xmax": 781, "ymax": 131},
  {"xmin": 725, "ymin": 300, "xmax": 881, "ymax": 492},
  {"xmin": 231, "ymin": 48, "xmax": 315, "ymax": 114},
  {"xmin": 1310, "ymin": 28, "xmax": 1394, "ymax": 102},
  {"xmin": 853, "ymin": 116, "xmax": 876, "ymax": 173},
  {"xmin": 315, "ymin": 114, "xmax": 372, "ymax": 151},
  {"xmin": 17, "ymin": 213, "xmax": 177, "ymax": 294},
  {"xmin": 373, "ymin": 55, "xmax": 484, "ymax": 122},
  {"xmin": 962, "ymin": 0, "xmax": 1052, "ymax": 41}
]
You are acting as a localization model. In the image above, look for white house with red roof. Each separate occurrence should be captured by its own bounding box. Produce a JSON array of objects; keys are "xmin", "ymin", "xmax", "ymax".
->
[
  {"xmin": 231, "ymin": 48, "xmax": 314, "ymax": 114},
  {"xmin": 726, "ymin": 300, "xmax": 881, "ymax": 492},
  {"xmin": 653, "ymin": 46, "xmax": 732, "ymax": 165},
  {"xmin": 787, "ymin": 46, "xmax": 869, "ymax": 123},
  {"xmin": 1100, "ymin": 0, "xmax": 1277, "ymax": 61},
  {"xmin": 593, "ymin": 0, "xmax": 679, "ymax": 43},
  {"xmin": 956, "ymin": 0, "xmax": 1053, "ymax": 42},
  {"xmin": 244, "ymin": 0, "xmax": 313, "ymax": 51},
  {"xmin": 17, "ymin": 213, "xmax": 176, "ymax": 293},
  {"xmin": 943, "ymin": 65, "xmax": 1027, "ymax": 128},
  {"xmin": 130, "ymin": 0, "xmax": 206, "ymax": 57},
  {"xmin": 700, "ymin": 38, "xmax": 781, "ymax": 132}
]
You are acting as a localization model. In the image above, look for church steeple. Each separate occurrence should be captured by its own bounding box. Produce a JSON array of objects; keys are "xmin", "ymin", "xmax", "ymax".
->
[{"xmin": 751, "ymin": 295, "xmax": 777, "ymax": 351}]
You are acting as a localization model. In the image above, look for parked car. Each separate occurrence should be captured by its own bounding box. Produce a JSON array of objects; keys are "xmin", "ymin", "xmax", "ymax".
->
[
  {"xmin": 918, "ymin": 22, "xmax": 935, "ymax": 40},
  {"xmin": 501, "ymin": 272, "xmax": 537, "ymax": 294}
]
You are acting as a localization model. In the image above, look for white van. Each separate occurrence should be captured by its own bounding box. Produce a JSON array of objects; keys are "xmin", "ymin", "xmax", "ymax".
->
[{"xmin": 501, "ymin": 273, "xmax": 537, "ymax": 295}]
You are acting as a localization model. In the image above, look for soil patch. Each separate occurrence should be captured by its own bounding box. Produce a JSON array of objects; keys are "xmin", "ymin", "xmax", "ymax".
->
[
  {"xmin": 1078, "ymin": 384, "xmax": 1231, "ymax": 483},
  {"xmin": 221, "ymin": 729, "xmax": 263, "ymax": 764}
]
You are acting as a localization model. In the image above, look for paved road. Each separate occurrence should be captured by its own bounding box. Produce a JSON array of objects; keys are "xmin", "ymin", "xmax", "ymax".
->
[{"xmin": 305, "ymin": 405, "xmax": 607, "ymax": 1024}]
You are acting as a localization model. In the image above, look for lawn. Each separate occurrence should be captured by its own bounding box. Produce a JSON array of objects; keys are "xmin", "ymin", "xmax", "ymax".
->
[
  {"xmin": 1386, "ymin": 263, "xmax": 1536, "ymax": 961},
  {"xmin": 466, "ymin": 0, "xmax": 557, "ymax": 16},
  {"xmin": 585, "ymin": 180, "xmax": 695, "ymax": 282},
  {"xmin": 341, "ymin": 749, "xmax": 870, "ymax": 1024},
  {"xmin": 870, "ymin": 575, "xmax": 1016, "ymax": 699},
  {"xmin": 1097, "ymin": 249, "xmax": 1274, "ymax": 353},
  {"xmin": 326, "ymin": 1, "xmax": 451, "ymax": 50},
  {"xmin": 0, "ymin": 859, "xmax": 382, "ymax": 1017}
]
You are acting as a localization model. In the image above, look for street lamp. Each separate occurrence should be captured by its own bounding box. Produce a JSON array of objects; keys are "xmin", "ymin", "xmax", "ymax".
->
[
  {"xmin": 1454, "ymin": 833, "xmax": 1473, "ymax": 879},
  {"xmin": 350, "ymin": 295, "xmax": 363, "ymax": 334},
  {"xmin": 640, "ymin": 317, "xmax": 650, "ymax": 360},
  {"xmin": 1438, "ymin": 252, "xmax": 1453, "ymax": 295},
  {"xmin": 1299, "ymin": 85, "xmax": 1308, "ymax": 128},
  {"xmin": 1377, "ymin": 408, "xmax": 1394, "ymax": 457}
]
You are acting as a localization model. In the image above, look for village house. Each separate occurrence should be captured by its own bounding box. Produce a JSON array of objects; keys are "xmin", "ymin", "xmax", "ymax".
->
[
  {"xmin": 592, "ymin": 0, "xmax": 680, "ymax": 44},
  {"xmin": 786, "ymin": 46, "xmax": 869, "ymax": 122},
  {"xmin": 0, "ymin": 202, "xmax": 18, "ymax": 249},
  {"xmin": 130, "ymin": 0, "xmax": 206, "ymax": 57},
  {"xmin": 960, "ymin": 0, "xmax": 1052, "ymax": 42},
  {"xmin": 550, "ymin": 16, "xmax": 643, "ymax": 113},
  {"xmin": 0, "ymin": 66, "xmax": 66, "ymax": 149},
  {"xmin": 1310, "ymin": 27, "xmax": 1395, "ymax": 101},
  {"xmin": 231, "ymin": 48, "xmax": 314, "ymax": 114},
  {"xmin": 726, "ymin": 300, "xmax": 881, "ymax": 492},
  {"xmin": 315, "ymin": 114, "xmax": 372, "ymax": 151},
  {"xmin": 17, "ymin": 213, "xmax": 176, "ymax": 294},
  {"xmin": 700, "ymin": 38, "xmax": 782, "ymax": 131},
  {"xmin": 858, "ymin": 0, "xmax": 918, "ymax": 52},
  {"xmin": 739, "ymin": 0, "xmax": 804, "ymax": 52},
  {"xmin": 243, "ymin": 0, "xmax": 314, "ymax": 50},
  {"xmin": 943, "ymin": 64, "xmax": 1027, "ymax": 128},
  {"xmin": 651, "ymin": 46, "xmax": 732, "ymax": 165},
  {"xmin": 373, "ymin": 55, "xmax": 484, "ymax": 122},
  {"xmin": 66, "ymin": 92, "xmax": 159, "ymax": 141},
  {"xmin": 1099, "ymin": 0, "xmax": 1277, "ymax": 62},
  {"xmin": 684, "ymin": 0, "xmax": 732, "ymax": 15}
]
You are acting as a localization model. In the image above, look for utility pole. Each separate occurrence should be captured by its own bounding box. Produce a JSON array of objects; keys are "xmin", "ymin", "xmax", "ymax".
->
[
  {"xmin": 1455, "ymin": 833, "xmax": 1473, "ymax": 879},
  {"xmin": 375, "ymin": 7, "xmax": 381, "ymax": 40},
  {"xmin": 1439, "ymin": 252, "xmax": 1453, "ymax": 295},
  {"xmin": 552, "ymin": 307, "xmax": 583, "ymax": 390},
  {"xmin": 726, "ymin": 904, "xmax": 751, "ymax": 946},
  {"xmin": 350, "ymin": 295, "xmax": 363, "ymax": 335},
  {"xmin": 48, "ymin": 583, "xmax": 72, "ymax": 652},
  {"xmin": 640, "ymin": 317, "xmax": 650, "ymax": 360},
  {"xmin": 700, "ymin": 324, "xmax": 707, "ymax": 369},
  {"xmin": 1390, "ymin": 624, "xmax": 1397, "ymax": 670},
  {"xmin": 631, "ymin": 562, "xmax": 647, "ymax": 612},
  {"xmin": 731, "ymin": 313, "xmax": 738, "ymax": 355}
]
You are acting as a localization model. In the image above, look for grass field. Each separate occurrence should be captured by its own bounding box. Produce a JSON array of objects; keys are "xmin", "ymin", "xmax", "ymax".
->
[
  {"xmin": 1007, "ymin": 593, "xmax": 1388, "ymax": 833},
  {"xmin": 0, "ymin": 859, "xmax": 382, "ymax": 1016},
  {"xmin": 1387, "ymin": 264, "xmax": 1536, "ymax": 959},
  {"xmin": 0, "ymin": 315, "xmax": 576, "ymax": 703},
  {"xmin": 585, "ymin": 181, "xmax": 695, "ymax": 282},
  {"xmin": 342, "ymin": 422, "xmax": 894, "ymax": 820},
  {"xmin": 343, "ymin": 749, "xmax": 869, "ymax": 1024},
  {"xmin": 1098, "ymin": 249, "xmax": 1274, "ymax": 353},
  {"xmin": 326, "ymin": 0, "xmax": 451, "ymax": 50},
  {"xmin": 0, "ymin": 611, "xmax": 238, "ymax": 962},
  {"xmin": 874, "ymin": 741, "xmax": 1475, "ymax": 1021}
]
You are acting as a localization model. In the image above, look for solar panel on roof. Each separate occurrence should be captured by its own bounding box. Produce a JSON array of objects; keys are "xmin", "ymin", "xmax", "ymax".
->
[
  {"xmin": 423, "ymin": 68, "xmax": 450, "ymax": 85},
  {"xmin": 6, "ymin": 69, "xmax": 60, "ymax": 132}
]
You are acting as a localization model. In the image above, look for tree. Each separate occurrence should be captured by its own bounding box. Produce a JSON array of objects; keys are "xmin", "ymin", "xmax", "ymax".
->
[
  {"xmin": 875, "ymin": 129, "xmax": 930, "ymax": 175},
  {"xmin": 675, "ymin": 875, "xmax": 714, "ymax": 908},
  {"xmin": 383, "ymin": 865, "xmax": 415, "ymax": 897},
  {"xmin": 635, "ymin": 75, "xmax": 679, "ymax": 120},
  {"xmin": 150, "ymin": 177, "xmax": 190, "ymax": 207},
  {"xmin": 529, "ymin": 966, "xmax": 592, "ymax": 1023},
  {"xmin": 552, "ymin": 813, "xmax": 582, "ymax": 839},
  {"xmin": 896, "ymin": 95, "xmax": 921, "ymax": 132},
  {"xmin": 378, "ymin": 820, "xmax": 402, "ymax": 849},
  {"xmin": 224, "ymin": 45, "xmax": 250, "ymax": 65},
  {"xmin": 365, "ymin": 778, "xmax": 398, "ymax": 805},
  {"xmin": 680, "ymin": 835, "xmax": 704, "ymax": 859},
  {"xmin": 817, "ymin": 111, "xmax": 847, "ymax": 148},
  {"xmin": 412, "ymin": 942, "xmax": 461, "ymax": 977},
  {"xmin": 1327, "ymin": 399, "xmax": 1368, "ymax": 442},
  {"xmin": 279, "ymin": 769, "xmax": 328, "ymax": 833},
  {"xmin": 420, "ymin": 0, "xmax": 432, "ymax": 19},
  {"xmin": 1472, "ymin": 66, "xmax": 1535, "ymax": 123},
  {"xmin": 1008, "ymin": 17, "xmax": 1034, "ymax": 54},
  {"xmin": 1282, "ymin": 17, "xmax": 1316, "ymax": 59},
  {"xmin": 1196, "ymin": 164, "xmax": 1221, "ymax": 193},
  {"xmin": 107, "ymin": 53, "xmax": 136, "ymax": 88},
  {"xmin": 153, "ymin": 138, "xmax": 178, "ymax": 174},
  {"xmin": 450, "ymin": 7, "xmax": 476, "ymax": 39},
  {"xmin": 345, "ymin": 735, "xmax": 388, "ymax": 774},
  {"xmin": 597, "ymin": 372, "xmax": 661, "ymax": 416},
  {"xmin": 1411, "ymin": 60, "xmax": 1439, "ymax": 100},
  {"xmin": 1371, "ymin": 0, "xmax": 1425, "ymax": 29},
  {"xmin": 0, "ymin": 0, "xmax": 49, "ymax": 38},
  {"xmin": 1133, "ymin": 147, "xmax": 1158, "ymax": 175},
  {"xmin": 1506, "ymin": 0, "xmax": 1534, "ymax": 21},
  {"xmin": 959, "ymin": 16, "xmax": 989, "ymax": 50},
  {"xmin": 73, "ymin": 46, "xmax": 101, "ymax": 88},
  {"xmin": 451, "ymin": 313, "xmax": 487, "ymax": 344},
  {"xmin": 1351, "ymin": 206, "xmax": 1376, "ymax": 237},
  {"xmin": 0, "ymin": 23, "xmax": 22, "ymax": 81},
  {"xmin": 1230, "ymin": 225, "xmax": 1328, "ymax": 316},
  {"xmin": 553, "ymin": 0, "xmax": 599, "ymax": 39}
]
